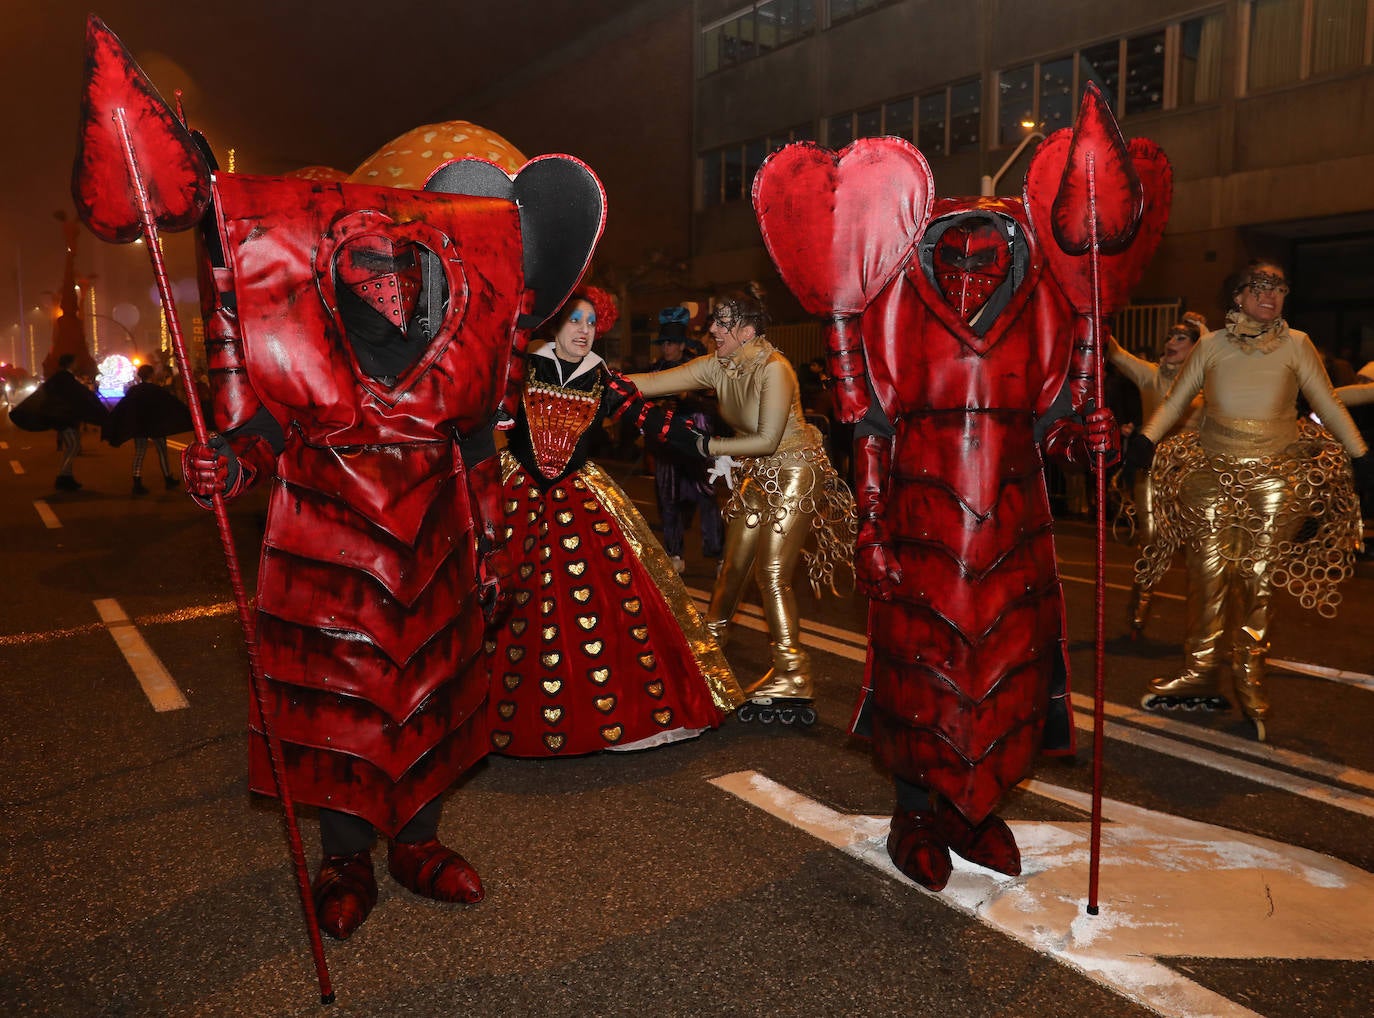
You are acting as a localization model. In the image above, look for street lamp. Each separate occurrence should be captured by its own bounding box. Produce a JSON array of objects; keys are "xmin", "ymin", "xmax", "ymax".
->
[
  {"xmin": 89, "ymin": 312, "xmax": 139, "ymax": 355},
  {"xmin": 980, "ymin": 129, "xmax": 1046, "ymax": 197}
]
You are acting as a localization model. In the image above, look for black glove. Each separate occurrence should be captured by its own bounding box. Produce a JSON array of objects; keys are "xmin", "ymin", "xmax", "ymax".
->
[
  {"xmin": 1124, "ymin": 431, "xmax": 1156, "ymax": 471},
  {"xmin": 664, "ymin": 421, "xmax": 710, "ymax": 461}
]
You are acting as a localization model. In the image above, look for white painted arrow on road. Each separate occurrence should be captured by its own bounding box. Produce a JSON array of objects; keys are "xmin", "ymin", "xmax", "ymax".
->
[{"xmin": 711, "ymin": 770, "xmax": 1374, "ymax": 1018}]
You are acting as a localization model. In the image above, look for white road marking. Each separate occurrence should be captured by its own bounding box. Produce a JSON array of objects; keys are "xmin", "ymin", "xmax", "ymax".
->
[
  {"xmin": 1072, "ymin": 707, "xmax": 1374, "ymax": 820},
  {"xmin": 692, "ymin": 590, "xmax": 1374, "ymax": 813},
  {"xmin": 92, "ymin": 598, "xmax": 189, "ymax": 712},
  {"xmin": 713, "ymin": 770, "xmax": 1374, "ymax": 1018},
  {"xmin": 692, "ymin": 587, "xmax": 1374, "ymax": 696},
  {"xmin": 10, "ymin": 459, "xmax": 24, "ymax": 475},
  {"xmin": 1082, "ymin": 700, "xmax": 1374, "ymax": 796},
  {"xmin": 1270, "ymin": 656, "xmax": 1374, "ymax": 692},
  {"xmin": 1060, "ymin": 570, "xmax": 1182, "ymax": 599},
  {"xmin": 33, "ymin": 500, "xmax": 61, "ymax": 529}
]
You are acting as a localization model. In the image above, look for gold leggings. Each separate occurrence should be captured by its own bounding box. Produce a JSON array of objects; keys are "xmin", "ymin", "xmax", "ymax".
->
[
  {"xmin": 1177, "ymin": 467, "xmax": 1298, "ymax": 718},
  {"xmin": 705, "ymin": 463, "xmax": 819, "ymax": 699}
]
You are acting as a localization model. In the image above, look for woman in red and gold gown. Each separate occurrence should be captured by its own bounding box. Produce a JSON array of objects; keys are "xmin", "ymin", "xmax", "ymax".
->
[{"xmin": 485, "ymin": 290, "xmax": 743, "ymax": 756}]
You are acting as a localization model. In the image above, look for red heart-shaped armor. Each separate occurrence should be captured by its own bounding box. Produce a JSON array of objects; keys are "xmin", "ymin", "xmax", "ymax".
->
[{"xmin": 753, "ymin": 137, "xmax": 934, "ymax": 317}]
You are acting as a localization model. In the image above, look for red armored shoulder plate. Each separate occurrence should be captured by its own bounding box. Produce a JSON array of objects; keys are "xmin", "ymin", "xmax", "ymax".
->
[
  {"xmin": 753, "ymin": 138, "xmax": 933, "ymax": 317},
  {"xmin": 754, "ymin": 138, "xmax": 936, "ymax": 422}
]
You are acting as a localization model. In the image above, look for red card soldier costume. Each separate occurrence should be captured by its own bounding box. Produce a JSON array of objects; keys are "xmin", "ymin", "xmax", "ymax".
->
[
  {"xmin": 753, "ymin": 91, "xmax": 1169, "ymax": 891},
  {"xmin": 179, "ymin": 152, "xmax": 604, "ymax": 941}
]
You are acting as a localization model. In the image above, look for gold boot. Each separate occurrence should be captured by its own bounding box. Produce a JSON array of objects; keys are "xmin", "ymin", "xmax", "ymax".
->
[
  {"xmin": 738, "ymin": 644, "xmax": 816, "ymax": 725},
  {"xmin": 704, "ymin": 618, "xmax": 731, "ymax": 651},
  {"xmin": 1128, "ymin": 582, "xmax": 1153, "ymax": 639},
  {"xmin": 1142, "ymin": 669, "xmax": 1229, "ymax": 711},
  {"xmin": 1232, "ymin": 645, "xmax": 1271, "ymax": 741}
]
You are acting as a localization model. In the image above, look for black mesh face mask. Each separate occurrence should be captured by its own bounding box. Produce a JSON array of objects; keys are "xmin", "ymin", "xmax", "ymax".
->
[
  {"xmin": 710, "ymin": 299, "xmax": 766, "ymax": 335},
  {"xmin": 337, "ymin": 247, "xmax": 448, "ymax": 383}
]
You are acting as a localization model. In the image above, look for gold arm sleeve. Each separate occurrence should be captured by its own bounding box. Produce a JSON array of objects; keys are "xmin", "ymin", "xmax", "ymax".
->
[{"xmin": 708, "ymin": 358, "xmax": 794, "ymax": 458}]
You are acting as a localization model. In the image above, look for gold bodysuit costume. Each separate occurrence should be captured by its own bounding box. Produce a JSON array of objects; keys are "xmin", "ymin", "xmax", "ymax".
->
[
  {"xmin": 632, "ymin": 337, "xmax": 855, "ymax": 703},
  {"xmin": 1108, "ymin": 337, "xmax": 1203, "ymax": 632},
  {"xmin": 1138, "ymin": 313, "xmax": 1366, "ymax": 730}
]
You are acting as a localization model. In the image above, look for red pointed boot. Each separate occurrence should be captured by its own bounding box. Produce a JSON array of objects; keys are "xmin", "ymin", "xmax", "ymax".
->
[
  {"xmin": 934, "ymin": 798, "xmax": 1021, "ymax": 877},
  {"xmin": 387, "ymin": 838, "xmax": 484, "ymax": 903},
  {"xmin": 312, "ymin": 850, "xmax": 378, "ymax": 941},
  {"xmin": 886, "ymin": 809, "xmax": 953, "ymax": 891}
]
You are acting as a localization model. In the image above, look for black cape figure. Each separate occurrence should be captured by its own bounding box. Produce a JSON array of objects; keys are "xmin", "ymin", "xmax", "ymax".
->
[
  {"xmin": 103, "ymin": 375, "xmax": 193, "ymax": 446},
  {"xmin": 10, "ymin": 367, "xmax": 107, "ymax": 434}
]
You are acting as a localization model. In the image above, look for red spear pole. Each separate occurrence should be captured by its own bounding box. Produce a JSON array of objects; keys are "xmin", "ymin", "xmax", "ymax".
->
[
  {"xmin": 1085, "ymin": 153, "xmax": 1109, "ymax": 917},
  {"xmin": 111, "ymin": 106, "xmax": 334, "ymax": 1004}
]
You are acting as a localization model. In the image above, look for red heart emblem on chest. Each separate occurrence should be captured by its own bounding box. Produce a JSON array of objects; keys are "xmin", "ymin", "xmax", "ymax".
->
[{"xmin": 753, "ymin": 137, "xmax": 934, "ymax": 316}]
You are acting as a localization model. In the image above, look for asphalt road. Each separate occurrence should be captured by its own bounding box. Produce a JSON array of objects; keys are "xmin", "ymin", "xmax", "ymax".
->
[{"xmin": 2, "ymin": 416, "xmax": 1373, "ymax": 1018}]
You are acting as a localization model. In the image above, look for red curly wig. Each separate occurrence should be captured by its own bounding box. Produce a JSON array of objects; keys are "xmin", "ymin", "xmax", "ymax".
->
[{"xmin": 582, "ymin": 286, "xmax": 619, "ymax": 338}]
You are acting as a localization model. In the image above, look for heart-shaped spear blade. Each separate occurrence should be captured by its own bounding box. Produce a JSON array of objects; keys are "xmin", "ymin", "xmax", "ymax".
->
[
  {"xmin": 71, "ymin": 14, "xmax": 210, "ymax": 243},
  {"xmin": 1049, "ymin": 82, "xmax": 1142, "ymax": 256}
]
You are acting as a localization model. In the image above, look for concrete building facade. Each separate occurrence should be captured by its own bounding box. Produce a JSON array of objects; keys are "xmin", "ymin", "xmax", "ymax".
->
[{"xmin": 692, "ymin": 0, "xmax": 1374, "ymax": 363}]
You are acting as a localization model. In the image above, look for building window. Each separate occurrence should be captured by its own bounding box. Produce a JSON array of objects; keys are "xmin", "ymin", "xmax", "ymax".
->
[
  {"xmin": 1245, "ymin": 0, "xmax": 1371, "ymax": 91},
  {"xmin": 1248, "ymin": 0, "xmax": 1305, "ymax": 89},
  {"xmin": 830, "ymin": 0, "xmax": 886, "ymax": 25},
  {"xmin": 994, "ymin": 11, "xmax": 1230, "ymax": 137},
  {"xmin": 701, "ymin": 2, "xmax": 817, "ymax": 75},
  {"xmin": 883, "ymin": 97, "xmax": 915, "ymax": 141},
  {"xmin": 723, "ymin": 147, "xmax": 745, "ymax": 203},
  {"xmin": 827, "ymin": 112, "xmax": 855, "ymax": 147},
  {"xmin": 998, "ymin": 63, "xmax": 1036, "ymax": 146},
  {"xmin": 949, "ymin": 78, "xmax": 983, "ymax": 153},
  {"xmin": 702, "ymin": 153, "xmax": 723, "ymax": 207},
  {"xmin": 1179, "ymin": 12, "xmax": 1225, "ymax": 105},
  {"xmin": 917, "ymin": 92, "xmax": 947, "ymax": 152},
  {"xmin": 1079, "ymin": 40, "xmax": 1122, "ymax": 107},
  {"xmin": 1311, "ymin": 0, "xmax": 1368, "ymax": 74},
  {"xmin": 1040, "ymin": 56, "xmax": 1076, "ymax": 132},
  {"xmin": 825, "ymin": 98, "xmax": 914, "ymax": 146},
  {"xmin": 916, "ymin": 79, "xmax": 985, "ymax": 156},
  {"xmin": 700, "ymin": 124, "xmax": 817, "ymax": 207},
  {"xmin": 1124, "ymin": 30, "xmax": 1167, "ymax": 115}
]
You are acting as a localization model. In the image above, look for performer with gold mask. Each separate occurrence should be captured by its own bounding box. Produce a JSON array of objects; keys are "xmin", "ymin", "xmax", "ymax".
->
[
  {"xmin": 1108, "ymin": 318, "xmax": 1204, "ymax": 636},
  {"xmin": 630, "ymin": 290, "xmax": 856, "ymax": 725},
  {"xmin": 1128, "ymin": 261, "xmax": 1373, "ymax": 739}
]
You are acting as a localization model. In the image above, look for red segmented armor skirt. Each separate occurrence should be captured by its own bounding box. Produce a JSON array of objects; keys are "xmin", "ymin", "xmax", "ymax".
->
[
  {"xmin": 862, "ymin": 410, "xmax": 1068, "ymax": 825},
  {"xmin": 247, "ymin": 446, "xmax": 489, "ymax": 838}
]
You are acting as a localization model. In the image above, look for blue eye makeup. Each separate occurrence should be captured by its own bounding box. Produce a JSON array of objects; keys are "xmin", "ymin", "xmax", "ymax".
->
[{"xmin": 568, "ymin": 309, "xmax": 596, "ymax": 326}]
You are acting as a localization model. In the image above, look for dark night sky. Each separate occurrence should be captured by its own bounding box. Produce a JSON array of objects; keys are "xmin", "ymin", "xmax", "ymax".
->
[{"xmin": 0, "ymin": 1, "xmax": 636, "ymax": 365}]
